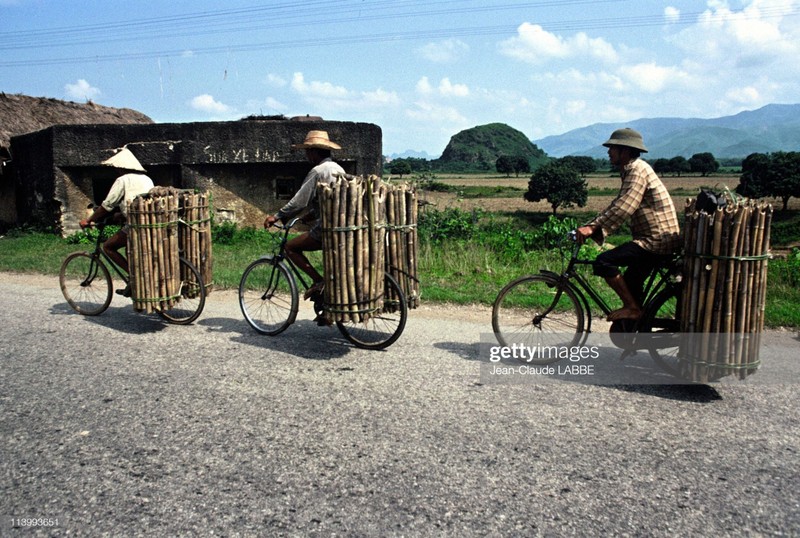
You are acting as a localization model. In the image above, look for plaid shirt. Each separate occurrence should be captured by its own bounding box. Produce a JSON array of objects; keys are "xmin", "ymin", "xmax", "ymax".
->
[{"xmin": 588, "ymin": 158, "xmax": 680, "ymax": 255}]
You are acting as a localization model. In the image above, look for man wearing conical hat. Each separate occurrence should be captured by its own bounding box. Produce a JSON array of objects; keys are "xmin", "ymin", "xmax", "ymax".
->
[
  {"xmin": 80, "ymin": 147, "xmax": 154, "ymax": 295},
  {"xmin": 264, "ymin": 131, "xmax": 345, "ymax": 311},
  {"xmin": 575, "ymin": 128, "xmax": 680, "ymax": 321}
]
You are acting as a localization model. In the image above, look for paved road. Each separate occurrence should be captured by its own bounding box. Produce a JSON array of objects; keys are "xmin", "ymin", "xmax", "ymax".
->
[{"xmin": 1, "ymin": 272, "xmax": 798, "ymax": 536}]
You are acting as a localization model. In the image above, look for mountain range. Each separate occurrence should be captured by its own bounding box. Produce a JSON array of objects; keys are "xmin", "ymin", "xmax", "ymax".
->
[{"xmin": 533, "ymin": 104, "xmax": 800, "ymax": 160}]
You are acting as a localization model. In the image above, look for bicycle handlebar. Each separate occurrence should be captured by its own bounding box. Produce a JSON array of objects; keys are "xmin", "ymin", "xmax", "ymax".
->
[{"xmin": 269, "ymin": 216, "xmax": 301, "ymax": 231}]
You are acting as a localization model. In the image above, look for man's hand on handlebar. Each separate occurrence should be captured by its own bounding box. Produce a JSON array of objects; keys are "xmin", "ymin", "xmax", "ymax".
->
[
  {"xmin": 574, "ymin": 225, "xmax": 594, "ymax": 245},
  {"xmin": 264, "ymin": 215, "xmax": 279, "ymax": 229}
]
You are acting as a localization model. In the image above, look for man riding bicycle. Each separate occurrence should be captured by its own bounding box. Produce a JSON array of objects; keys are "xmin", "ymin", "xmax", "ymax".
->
[
  {"xmin": 263, "ymin": 130, "xmax": 345, "ymax": 317},
  {"xmin": 575, "ymin": 128, "xmax": 680, "ymax": 322},
  {"xmin": 79, "ymin": 147, "xmax": 154, "ymax": 296}
]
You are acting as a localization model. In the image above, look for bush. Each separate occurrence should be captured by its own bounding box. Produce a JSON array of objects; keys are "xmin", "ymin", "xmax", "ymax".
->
[
  {"xmin": 775, "ymin": 247, "xmax": 800, "ymax": 287},
  {"xmin": 212, "ymin": 222, "xmax": 273, "ymax": 248},
  {"xmin": 65, "ymin": 225, "xmax": 121, "ymax": 245},
  {"xmin": 418, "ymin": 207, "xmax": 483, "ymax": 243}
]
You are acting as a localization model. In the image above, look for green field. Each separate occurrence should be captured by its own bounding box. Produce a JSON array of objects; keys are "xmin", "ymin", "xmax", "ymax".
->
[{"xmin": 2, "ymin": 172, "xmax": 799, "ymax": 327}]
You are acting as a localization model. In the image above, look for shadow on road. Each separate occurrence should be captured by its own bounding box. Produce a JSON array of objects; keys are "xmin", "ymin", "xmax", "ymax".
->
[
  {"xmin": 197, "ymin": 316, "xmax": 354, "ymax": 360},
  {"xmin": 50, "ymin": 302, "xmax": 168, "ymax": 334},
  {"xmin": 611, "ymin": 383, "xmax": 723, "ymax": 402}
]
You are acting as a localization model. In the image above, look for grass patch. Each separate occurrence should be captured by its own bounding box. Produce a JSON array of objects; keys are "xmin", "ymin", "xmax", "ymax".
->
[{"xmin": 2, "ymin": 210, "xmax": 799, "ymax": 328}]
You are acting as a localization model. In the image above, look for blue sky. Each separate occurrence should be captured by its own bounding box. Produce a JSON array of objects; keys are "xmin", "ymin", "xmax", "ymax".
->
[{"xmin": 2, "ymin": 0, "xmax": 799, "ymax": 156}]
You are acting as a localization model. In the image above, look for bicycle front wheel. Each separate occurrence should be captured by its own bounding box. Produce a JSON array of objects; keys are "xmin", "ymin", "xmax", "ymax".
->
[
  {"xmin": 239, "ymin": 257, "xmax": 298, "ymax": 335},
  {"xmin": 492, "ymin": 275, "xmax": 585, "ymax": 363},
  {"xmin": 156, "ymin": 257, "xmax": 207, "ymax": 325},
  {"xmin": 59, "ymin": 252, "xmax": 113, "ymax": 316},
  {"xmin": 639, "ymin": 285, "xmax": 684, "ymax": 378},
  {"xmin": 336, "ymin": 273, "xmax": 407, "ymax": 350}
]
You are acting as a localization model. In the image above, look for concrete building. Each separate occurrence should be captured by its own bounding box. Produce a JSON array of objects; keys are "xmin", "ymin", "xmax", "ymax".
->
[{"xmin": 6, "ymin": 118, "xmax": 382, "ymax": 234}]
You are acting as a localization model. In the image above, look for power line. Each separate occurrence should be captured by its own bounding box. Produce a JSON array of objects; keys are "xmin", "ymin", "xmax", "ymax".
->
[{"xmin": 1, "ymin": 1, "xmax": 796, "ymax": 67}]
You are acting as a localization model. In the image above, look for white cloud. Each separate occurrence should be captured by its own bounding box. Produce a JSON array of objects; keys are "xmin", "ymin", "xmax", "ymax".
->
[
  {"xmin": 291, "ymin": 72, "xmax": 348, "ymax": 99},
  {"xmin": 416, "ymin": 77, "xmax": 434, "ymax": 95},
  {"xmin": 189, "ymin": 94, "xmax": 231, "ymax": 114},
  {"xmin": 438, "ymin": 78, "xmax": 469, "ymax": 97},
  {"xmin": 244, "ymin": 97, "xmax": 289, "ymax": 115},
  {"xmin": 289, "ymin": 72, "xmax": 399, "ymax": 112},
  {"xmin": 416, "ymin": 39, "xmax": 470, "ymax": 63},
  {"xmin": 362, "ymin": 88, "xmax": 401, "ymax": 106},
  {"xmin": 673, "ymin": 0, "xmax": 799, "ymax": 66},
  {"xmin": 65, "ymin": 79, "xmax": 100, "ymax": 101},
  {"xmin": 266, "ymin": 73, "xmax": 287, "ymax": 87},
  {"xmin": 664, "ymin": 6, "xmax": 681, "ymax": 23},
  {"xmin": 405, "ymin": 101, "xmax": 467, "ymax": 125},
  {"xmin": 415, "ymin": 76, "xmax": 469, "ymax": 97},
  {"xmin": 624, "ymin": 62, "xmax": 691, "ymax": 93},
  {"xmin": 499, "ymin": 23, "xmax": 618, "ymax": 64},
  {"xmin": 726, "ymin": 85, "xmax": 762, "ymax": 105}
]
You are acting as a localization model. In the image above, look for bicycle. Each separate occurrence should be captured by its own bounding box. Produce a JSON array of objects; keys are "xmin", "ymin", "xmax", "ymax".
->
[
  {"xmin": 238, "ymin": 217, "xmax": 407, "ymax": 350},
  {"xmin": 59, "ymin": 220, "xmax": 206, "ymax": 324},
  {"xmin": 492, "ymin": 232, "xmax": 683, "ymax": 376}
]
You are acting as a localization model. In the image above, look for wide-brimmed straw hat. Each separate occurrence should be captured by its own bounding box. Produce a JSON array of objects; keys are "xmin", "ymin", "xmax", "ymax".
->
[
  {"xmin": 291, "ymin": 130, "xmax": 342, "ymax": 150},
  {"xmin": 602, "ymin": 128, "xmax": 648, "ymax": 153},
  {"xmin": 101, "ymin": 147, "xmax": 147, "ymax": 172}
]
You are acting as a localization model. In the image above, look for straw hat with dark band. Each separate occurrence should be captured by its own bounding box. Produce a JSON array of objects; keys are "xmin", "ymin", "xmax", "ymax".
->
[
  {"xmin": 291, "ymin": 130, "xmax": 342, "ymax": 150},
  {"xmin": 101, "ymin": 147, "xmax": 147, "ymax": 172},
  {"xmin": 602, "ymin": 128, "xmax": 648, "ymax": 153}
]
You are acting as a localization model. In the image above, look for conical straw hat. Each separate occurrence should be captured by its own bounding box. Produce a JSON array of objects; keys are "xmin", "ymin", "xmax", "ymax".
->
[
  {"xmin": 101, "ymin": 147, "xmax": 146, "ymax": 172},
  {"xmin": 291, "ymin": 130, "xmax": 342, "ymax": 150}
]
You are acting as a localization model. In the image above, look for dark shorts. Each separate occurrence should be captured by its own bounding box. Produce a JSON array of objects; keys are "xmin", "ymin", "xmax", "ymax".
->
[{"xmin": 593, "ymin": 242, "xmax": 670, "ymax": 303}]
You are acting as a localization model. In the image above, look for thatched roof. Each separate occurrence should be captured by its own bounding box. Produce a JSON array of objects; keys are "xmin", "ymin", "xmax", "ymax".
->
[{"xmin": 0, "ymin": 93, "xmax": 153, "ymax": 149}]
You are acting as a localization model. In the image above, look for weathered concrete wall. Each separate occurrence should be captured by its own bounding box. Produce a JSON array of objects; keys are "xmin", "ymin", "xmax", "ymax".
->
[{"xmin": 7, "ymin": 119, "xmax": 381, "ymax": 234}]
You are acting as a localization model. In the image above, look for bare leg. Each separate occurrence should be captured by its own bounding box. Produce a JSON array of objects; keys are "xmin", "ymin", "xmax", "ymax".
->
[
  {"xmin": 605, "ymin": 274, "xmax": 643, "ymax": 321},
  {"xmin": 103, "ymin": 230, "xmax": 130, "ymax": 274},
  {"xmin": 285, "ymin": 232, "xmax": 323, "ymax": 284}
]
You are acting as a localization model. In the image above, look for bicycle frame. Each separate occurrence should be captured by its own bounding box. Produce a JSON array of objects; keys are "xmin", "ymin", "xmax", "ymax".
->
[
  {"xmin": 85, "ymin": 223, "xmax": 130, "ymax": 286},
  {"xmin": 542, "ymin": 236, "xmax": 680, "ymax": 333},
  {"xmin": 262, "ymin": 217, "xmax": 314, "ymax": 293}
]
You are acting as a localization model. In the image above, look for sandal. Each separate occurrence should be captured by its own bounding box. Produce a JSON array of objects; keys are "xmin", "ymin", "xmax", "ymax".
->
[{"xmin": 303, "ymin": 281, "xmax": 324, "ymax": 300}]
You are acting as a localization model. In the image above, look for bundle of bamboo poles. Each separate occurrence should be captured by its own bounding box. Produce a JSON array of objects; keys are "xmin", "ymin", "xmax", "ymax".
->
[
  {"xmin": 679, "ymin": 194, "xmax": 772, "ymax": 382},
  {"xmin": 317, "ymin": 174, "xmax": 387, "ymax": 324},
  {"xmin": 385, "ymin": 182, "xmax": 419, "ymax": 309},
  {"xmin": 127, "ymin": 190, "xmax": 181, "ymax": 313},
  {"xmin": 178, "ymin": 190, "xmax": 213, "ymax": 295}
]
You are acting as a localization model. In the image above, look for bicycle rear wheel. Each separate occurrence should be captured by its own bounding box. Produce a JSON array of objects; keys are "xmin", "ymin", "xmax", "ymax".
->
[
  {"xmin": 239, "ymin": 257, "xmax": 298, "ymax": 335},
  {"xmin": 59, "ymin": 252, "xmax": 113, "ymax": 316},
  {"xmin": 156, "ymin": 257, "xmax": 207, "ymax": 325},
  {"xmin": 336, "ymin": 273, "xmax": 407, "ymax": 350},
  {"xmin": 492, "ymin": 274, "xmax": 585, "ymax": 363},
  {"xmin": 638, "ymin": 285, "xmax": 684, "ymax": 378}
]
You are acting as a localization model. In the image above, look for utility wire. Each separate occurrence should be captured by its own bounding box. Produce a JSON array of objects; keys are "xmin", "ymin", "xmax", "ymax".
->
[{"xmin": 1, "ymin": 1, "xmax": 796, "ymax": 67}]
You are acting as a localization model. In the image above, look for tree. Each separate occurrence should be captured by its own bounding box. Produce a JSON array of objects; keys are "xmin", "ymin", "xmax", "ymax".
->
[
  {"xmin": 525, "ymin": 161, "xmax": 588, "ymax": 215},
  {"xmin": 495, "ymin": 155, "xmax": 514, "ymax": 177},
  {"xmin": 737, "ymin": 152, "xmax": 800, "ymax": 210},
  {"xmin": 668, "ymin": 156, "xmax": 690, "ymax": 177},
  {"xmin": 389, "ymin": 160, "xmax": 412, "ymax": 178},
  {"xmin": 689, "ymin": 152, "xmax": 720, "ymax": 176},
  {"xmin": 512, "ymin": 156, "xmax": 530, "ymax": 177},
  {"xmin": 770, "ymin": 151, "xmax": 800, "ymax": 211},
  {"xmin": 652, "ymin": 158, "xmax": 671, "ymax": 176},
  {"xmin": 558, "ymin": 155, "xmax": 596, "ymax": 176},
  {"xmin": 738, "ymin": 152, "xmax": 772, "ymax": 199}
]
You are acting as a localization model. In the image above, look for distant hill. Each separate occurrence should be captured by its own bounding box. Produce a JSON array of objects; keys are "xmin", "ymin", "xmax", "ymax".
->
[
  {"xmin": 534, "ymin": 104, "xmax": 800, "ymax": 159},
  {"xmin": 389, "ymin": 149, "xmax": 437, "ymax": 160},
  {"xmin": 439, "ymin": 123, "xmax": 547, "ymax": 168},
  {"xmin": 0, "ymin": 93, "xmax": 153, "ymax": 149}
]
